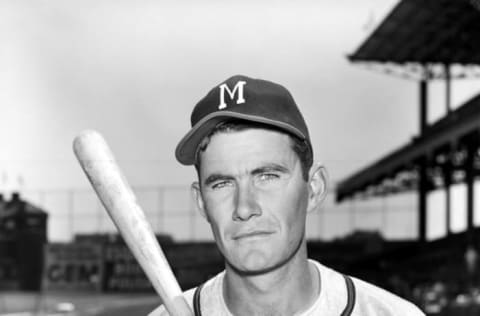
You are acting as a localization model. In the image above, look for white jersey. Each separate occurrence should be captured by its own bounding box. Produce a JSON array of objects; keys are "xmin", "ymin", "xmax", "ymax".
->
[{"xmin": 149, "ymin": 260, "xmax": 425, "ymax": 316}]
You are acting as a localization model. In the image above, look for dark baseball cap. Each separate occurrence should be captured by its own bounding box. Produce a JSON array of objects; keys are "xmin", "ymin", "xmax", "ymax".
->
[{"xmin": 175, "ymin": 75, "xmax": 312, "ymax": 165}]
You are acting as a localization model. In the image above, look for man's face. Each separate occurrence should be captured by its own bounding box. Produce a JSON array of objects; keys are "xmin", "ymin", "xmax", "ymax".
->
[{"xmin": 194, "ymin": 128, "xmax": 311, "ymax": 273}]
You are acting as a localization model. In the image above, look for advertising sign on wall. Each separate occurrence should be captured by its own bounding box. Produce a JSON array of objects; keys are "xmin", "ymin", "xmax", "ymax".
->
[
  {"xmin": 102, "ymin": 244, "xmax": 152, "ymax": 292},
  {"xmin": 43, "ymin": 243, "xmax": 102, "ymax": 291}
]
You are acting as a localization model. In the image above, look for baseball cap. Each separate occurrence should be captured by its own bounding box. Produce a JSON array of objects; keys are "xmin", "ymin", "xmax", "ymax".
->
[{"xmin": 175, "ymin": 75, "xmax": 312, "ymax": 165}]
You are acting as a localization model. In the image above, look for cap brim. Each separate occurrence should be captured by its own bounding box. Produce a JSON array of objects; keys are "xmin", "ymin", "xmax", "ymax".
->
[{"xmin": 175, "ymin": 111, "xmax": 308, "ymax": 165}]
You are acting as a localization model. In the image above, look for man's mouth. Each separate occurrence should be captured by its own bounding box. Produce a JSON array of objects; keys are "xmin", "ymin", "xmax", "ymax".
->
[{"xmin": 232, "ymin": 231, "xmax": 274, "ymax": 240}]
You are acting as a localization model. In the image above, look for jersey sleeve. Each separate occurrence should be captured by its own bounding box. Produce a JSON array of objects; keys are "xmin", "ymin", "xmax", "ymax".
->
[{"xmin": 352, "ymin": 277, "xmax": 425, "ymax": 316}]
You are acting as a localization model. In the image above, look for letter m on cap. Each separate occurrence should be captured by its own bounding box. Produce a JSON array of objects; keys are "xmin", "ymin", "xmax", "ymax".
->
[{"xmin": 218, "ymin": 81, "xmax": 246, "ymax": 110}]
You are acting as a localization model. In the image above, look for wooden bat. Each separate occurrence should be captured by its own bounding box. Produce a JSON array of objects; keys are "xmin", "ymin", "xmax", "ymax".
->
[{"xmin": 73, "ymin": 130, "xmax": 192, "ymax": 316}]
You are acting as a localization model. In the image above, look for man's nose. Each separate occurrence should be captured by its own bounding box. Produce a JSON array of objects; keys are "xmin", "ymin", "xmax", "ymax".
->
[{"xmin": 233, "ymin": 182, "xmax": 262, "ymax": 221}]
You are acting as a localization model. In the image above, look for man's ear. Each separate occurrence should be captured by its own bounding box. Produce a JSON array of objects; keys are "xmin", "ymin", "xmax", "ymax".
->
[
  {"xmin": 306, "ymin": 162, "xmax": 328, "ymax": 213},
  {"xmin": 191, "ymin": 181, "xmax": 209, "ymax": 221}
]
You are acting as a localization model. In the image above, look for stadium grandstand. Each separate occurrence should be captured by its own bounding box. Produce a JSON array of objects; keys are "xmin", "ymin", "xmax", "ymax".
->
[{"xmin": 336, "ymin": 0, "xmax": 480, "ymax": 314}]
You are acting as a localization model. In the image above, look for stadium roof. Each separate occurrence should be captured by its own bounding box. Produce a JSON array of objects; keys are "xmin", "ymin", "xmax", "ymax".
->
[
  {"xmin": 348, "ymin": 0, "xmax": 480, "ymax": 79},
  {"xmin": 336, "ymin": 93, "xmax": 480, "ymax": 201},
  {"xmin": 0, "ymin": 193, "xmax": 47, "ymax": 219}
]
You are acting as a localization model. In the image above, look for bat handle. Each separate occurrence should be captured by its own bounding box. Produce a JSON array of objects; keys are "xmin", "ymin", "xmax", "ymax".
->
[
  {"xmin": 148, "ymin": 296, "xmax": 192, "ymax": 316},
  {"xmin": 172, "ymin": 296, "xmax": 193, "ymax": 316}
]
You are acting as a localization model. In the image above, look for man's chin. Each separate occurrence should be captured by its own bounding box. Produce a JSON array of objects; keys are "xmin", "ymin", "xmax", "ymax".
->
[{"xmin": 226, "ymin": 255, "xmax": 286, "ymax": 276}]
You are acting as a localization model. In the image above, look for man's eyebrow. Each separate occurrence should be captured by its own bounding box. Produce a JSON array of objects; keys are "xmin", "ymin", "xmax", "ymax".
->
[
  {"xmin": 251, "ymin": 163, "xmax": 289, "ymax": 175},
  {"xmin": 203, "ymin": 174, "xmax": 234, "ymax": 186},
  {"xmin": 203, "ymin": 164, "xmax": 289, "ymax": 185}
]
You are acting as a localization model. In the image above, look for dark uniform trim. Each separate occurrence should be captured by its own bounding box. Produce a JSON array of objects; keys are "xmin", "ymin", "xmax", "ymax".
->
[
  {"xmin": 193, "ymin": 282, "xmax": 205, "ymax": 316},
  {"xmin": 341, "ymin": 275, "xmax": 356, "ymax": 316}
]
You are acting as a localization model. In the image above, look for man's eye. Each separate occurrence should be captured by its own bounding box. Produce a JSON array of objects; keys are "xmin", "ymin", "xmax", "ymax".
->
[
  {"xmin": 211, "ymin": 181, "xmax": 231, "ymax": 190},
  {"xmin": 259, "ymin": 173, "xmax": 279, "ymax": 181}
]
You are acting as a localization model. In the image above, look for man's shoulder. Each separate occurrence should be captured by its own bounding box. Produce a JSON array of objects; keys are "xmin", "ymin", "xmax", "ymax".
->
[
  {"xmin": 351, "ymin": 276, "xmax": 425, "ymax": 316},
  {"xmin": 310, "ymin": 260, "xmax": 425, "ymax": 316}
]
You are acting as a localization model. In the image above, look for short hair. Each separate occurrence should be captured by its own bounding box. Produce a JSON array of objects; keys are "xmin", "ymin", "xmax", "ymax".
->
[{"xmin": 194, "ymin": 120, "xmax": 313, "ymax": 181}]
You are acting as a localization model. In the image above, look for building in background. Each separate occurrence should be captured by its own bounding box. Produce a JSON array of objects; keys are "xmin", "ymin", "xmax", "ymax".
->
[{"xmin": 0, "ymin": 192, "xmax": 48, "ymax": 290}]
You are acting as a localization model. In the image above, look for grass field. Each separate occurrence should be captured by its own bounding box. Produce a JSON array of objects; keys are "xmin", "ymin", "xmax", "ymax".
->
[{"xmin": 0, "ymin": 291, "xmax": 161, "ymax": 316}]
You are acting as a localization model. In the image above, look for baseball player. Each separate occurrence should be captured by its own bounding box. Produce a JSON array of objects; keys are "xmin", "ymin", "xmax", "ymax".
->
[{"xmin": 150, "ymin": 75, "xmax": 425, "ymax": 316}]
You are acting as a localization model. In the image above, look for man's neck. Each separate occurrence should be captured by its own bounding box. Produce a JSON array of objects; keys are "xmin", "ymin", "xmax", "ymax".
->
[{"xmin": 223, "ymin": 243, "xmax": 320, "ymax": 316}]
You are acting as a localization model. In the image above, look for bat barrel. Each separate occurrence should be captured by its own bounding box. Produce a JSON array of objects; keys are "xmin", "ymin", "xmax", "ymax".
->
[{"xmin": 73, "ymin": 130, "xmax": 191, "ymax": 316}]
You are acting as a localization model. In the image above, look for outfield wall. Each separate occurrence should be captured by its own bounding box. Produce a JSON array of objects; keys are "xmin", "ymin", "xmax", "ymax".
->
[{"xmin": 41, "ymin": 241, "xmax": 223, "ymax": 292}]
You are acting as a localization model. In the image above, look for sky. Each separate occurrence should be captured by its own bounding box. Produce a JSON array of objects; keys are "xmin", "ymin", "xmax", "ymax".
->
[{"xmin": 1, "ymin": 0, "xmax": 479, "ymax": 241}]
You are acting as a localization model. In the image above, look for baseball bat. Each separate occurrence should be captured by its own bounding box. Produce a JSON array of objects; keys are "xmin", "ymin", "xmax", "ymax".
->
[{"xmin": 73, "ymin": 130, "xmax": 192, "ymax": 316}]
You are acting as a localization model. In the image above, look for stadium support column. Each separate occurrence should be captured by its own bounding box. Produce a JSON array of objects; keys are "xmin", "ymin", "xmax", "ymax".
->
[
  {"xmin": 466, "ymin": 135, "xmax": 477, "ymax": 244},
  {"xmin": 445, "ymin": 64, "xmax": 451, "ymax": 114},
  {"xmin": 443, "ymin": 162, "xmax": 452, "ymax": 236},
  {"xmin": 443, "ymin": 65, "xmax": 452, "ymax": 236},
  {"xmin": 419, "ymin": 79, "xmax": 428, "ymax": 135},
  {"xmin": 418, "ymin": 75, "xmax": 428, "ymax": 242},
  {"xmin": 418, "ymin": 157, "xmax": 428, "ymax": 242}
]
